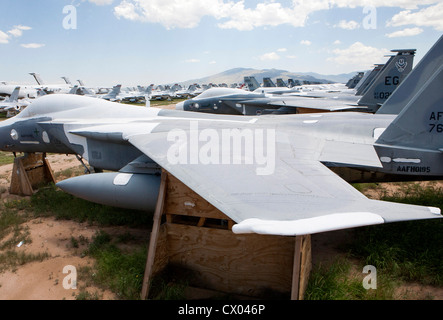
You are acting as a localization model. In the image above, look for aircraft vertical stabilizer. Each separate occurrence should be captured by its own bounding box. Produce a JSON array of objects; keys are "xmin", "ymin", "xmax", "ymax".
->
[
  {"xmin": 263, "ymin": 77, "xmax": 276, "ymax": 87},
  {"xmin": 29, "ymin": 73, "xmax": 45, "ymax": 85},
  {"xmin": 376, "ymin": 64, "xmax": 443, "ymax": 151},
  {"xmin": 377, "ymin": 35, "xmax": 443, "ymax": 115},
  {"xmin": 244, "ymin": 76, "xmax": 260, "ymax": 91},
  {"xmin": 356, "ymin": 64, "xmax": 383, "ymax": 95},
  {"xmin": 6, "ymin": 87, "xmax": 20, "ymax": 103},
  {"xmin": 358, "ymin": 49, "xmax": 415, "ymax": 109}
]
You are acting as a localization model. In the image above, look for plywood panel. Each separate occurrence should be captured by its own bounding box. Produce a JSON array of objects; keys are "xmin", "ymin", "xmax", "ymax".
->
[
  {"xmin": 164, "ymin": 173, "xmax": 229, "ymax": 220},
  {"xmin": 165, "ymin": 223, "xmax": 295, "ymax": 298}
]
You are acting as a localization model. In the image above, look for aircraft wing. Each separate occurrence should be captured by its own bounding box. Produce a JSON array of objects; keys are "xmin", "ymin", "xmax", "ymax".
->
[{"xmin": 125, "ymin": 128, "xmax": 441, "ymax": 236}]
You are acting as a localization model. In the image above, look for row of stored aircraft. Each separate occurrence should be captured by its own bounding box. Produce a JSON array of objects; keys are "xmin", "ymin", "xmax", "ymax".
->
[
  {"xmin": 0, "ymin": 72, "xmax": 223, "ymax": 115},
  {"xmin": 176, "ymin": 48, "xmax": 416, "ymax": 115},
  {"xmin": 2, "ymin": 49, "xmax": 406, "ymax": 117},
  {"xmin": 0, "ymin": 35, "xmax": 442, "ymax": 237}
]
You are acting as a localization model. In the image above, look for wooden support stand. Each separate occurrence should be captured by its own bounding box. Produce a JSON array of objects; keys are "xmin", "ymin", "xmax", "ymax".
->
[
  {"xmin": 9, "ymin": 152, "xmax": 56, "ymax": 196},
  {"xmin": 141, "ymin": 170, "xmax": 312, "ymax": 300}
]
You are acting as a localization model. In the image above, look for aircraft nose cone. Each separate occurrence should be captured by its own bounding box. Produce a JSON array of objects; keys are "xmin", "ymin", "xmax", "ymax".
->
[{"xmin": 176, "ymin": 101, "xmax": 184, "ymax": 110}]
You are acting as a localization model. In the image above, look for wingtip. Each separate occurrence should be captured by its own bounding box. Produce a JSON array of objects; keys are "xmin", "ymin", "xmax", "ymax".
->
[
  {"xmin": 429, "ymin": 207, "xmax": 442, "ymax": 215},
  {"xmin": 232, "ymin": 212, "xmax": 385, "ymax": 236}
]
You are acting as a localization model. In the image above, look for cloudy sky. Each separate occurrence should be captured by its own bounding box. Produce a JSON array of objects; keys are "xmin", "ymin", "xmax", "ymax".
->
[{"xmin": 0, "ymin": 0, "xmax": 442, "ymax": 87}]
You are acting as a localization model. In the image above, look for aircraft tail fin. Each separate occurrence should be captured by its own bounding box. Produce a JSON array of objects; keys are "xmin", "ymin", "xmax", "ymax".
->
[
  {"xmin": 356, "ymin": 64, "xmax": 383, "ymax": 95},
  {"xmin": 29, "ymin": 73, "xmax": 44, "ymax": 85},
  {"xmin": 354, "ymin": 71, "xmax": 370, "ymax": 91},
  {"xmin": 109, "ymin": 84, "xmax": 121, "ymax": 97},
  {"xmin": 144, "ymin": 84, "xmax": 153, "ymax": 94},
  {"xmin": 62, "ymin": 77, "xmax": 71, "ymax": 85},
  {"xmin": 6, "ymin": 86, "xmax": 20, "ymax": 102},
  {"xmin": 377, "ymin": 35, "xmax": 443, "ymax": 115},
  {"xmin": 276, "ymin": 78, "xmax": 287, "ymax": 87},
  {"xmin": 376, "ymin": 63, "xmax": 443, "ymax": 151},
  {"xmin": 347, "ymin": 72, "xmax": 364, "ymax": 89},
  {"xmin": 357, "ymin": 49, "xmax": 415, "ymax": 110},
  {"xmin": 263, "ymin": 77, "xmax": 276, "ymax": 87},
  {"xmin": 68, "ymin": 85, "xmax": 79, "ymax": 95},
  {"xmin": 244, "ymin": 76, "xmax": 260, "ymax": 91},
  {"xmin": 288, "ymin": 79, "xmax": 301, "ymax": 87}
]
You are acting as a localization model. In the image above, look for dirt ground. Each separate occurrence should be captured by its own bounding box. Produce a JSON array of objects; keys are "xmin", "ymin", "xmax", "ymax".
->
[{"xmin": 0, "ymin": 103, "xmax": 441, "ymax": 300}]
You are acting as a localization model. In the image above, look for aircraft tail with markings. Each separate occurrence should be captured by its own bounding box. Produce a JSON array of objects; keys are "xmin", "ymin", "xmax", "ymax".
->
[
  {"xmin": 244, "ymin": 76, "xmax": 260, "ymax": 91},
  {"xmin": 357, "ymin": 49, "xmax": 415, "ymax": 110},
  {"xmin": 376, "ymin": 63, "xmax": 443, "ymax": 152},
  {"xmin": 276, "ymin": 78, "xmax": 287, "ymax": 87},
  {"xmin": 377, "ymin": 35, "xmax": 443, "ymax": 115},
  {"xmin": 263, "ymin": 77, "xmax": 276, "ymax": 87}
]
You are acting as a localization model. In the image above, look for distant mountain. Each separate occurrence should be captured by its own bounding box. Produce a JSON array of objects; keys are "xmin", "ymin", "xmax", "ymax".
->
[{"xmin": 177, "ymin": 68, "xmax": 359, "ymax": 87}]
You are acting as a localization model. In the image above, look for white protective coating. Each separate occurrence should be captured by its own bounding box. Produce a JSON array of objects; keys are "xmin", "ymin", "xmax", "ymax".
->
[
  {"xmin": 113, "ymin": 173, "xmax": 133, "ymax": 186},
  {"xmin": 393, "ymin": 158, "xmax": 421, "ymax": 163},
  {"xmin": 232, "ymin": 212, "xmax": 385, "ymax": 236},
  {"xmin": 373, "ymin": 128, "xmax": 386, "ymax": 140}
]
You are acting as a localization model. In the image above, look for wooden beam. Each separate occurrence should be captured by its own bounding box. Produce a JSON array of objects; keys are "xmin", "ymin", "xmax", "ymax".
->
[
  {"xmin": 291, "ymin": 235, "xmax": 312, "ymax": 300},
  {"xmin": 140, "ymin": 171, "xmax": 168, "ymax": 300},
  {"xmin": 291, "ymin": 236, "xmax": 302, "ymax": 300}
]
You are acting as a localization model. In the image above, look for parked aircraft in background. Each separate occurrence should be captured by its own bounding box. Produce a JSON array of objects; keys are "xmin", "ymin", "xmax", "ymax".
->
[
  {"xmin": 98, "ymin": 84, "xmax": 122, "ymax": 102},
  {"xmin": 150, "ymin": 85, "xmax": 174, "ymax": 101},
  {"xmin": 29, "ymin": 73, "xmax": 72, "ymax": 94},
  {"xmin": 178, "ymin": 47, "xmax": 417, "ymax": 115},
  {"xmin": 0, "ymin": 87, "xmax": 31, "ymax": 117},
  {"xmin": 173, "ymin": 84, "xmax": 199, "ymax": 99},
  {"xmin": 0, "ymin": 83, "xmax": 38, "ymax": 99},
  {"xmin": 119, "ymin": 85, "xmax": 152, "ymax": 103}
]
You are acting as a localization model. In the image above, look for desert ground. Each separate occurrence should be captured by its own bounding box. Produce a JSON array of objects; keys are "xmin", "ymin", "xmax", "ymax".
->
[{"xmin": 0, "ymin": 103, "xmax": 442, "ymax": 300}]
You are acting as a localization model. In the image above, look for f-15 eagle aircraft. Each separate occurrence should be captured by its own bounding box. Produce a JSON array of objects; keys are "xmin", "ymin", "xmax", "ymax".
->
[
  {"xmin": 0, "ymin": 37, "xmax": 442, "ymax": 236},
  {"xmin": 0, "ymin": 86, "xmax": 31, "ymax": 117}
]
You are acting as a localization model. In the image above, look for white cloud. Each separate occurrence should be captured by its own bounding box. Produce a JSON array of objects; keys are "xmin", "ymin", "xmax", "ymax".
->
[
  {"xmin": 0, "ymin": 31, "xmax": 9, "ymax": 44},
  {"xmin": 259, "ymin": 52, "xmax": 280, "ymax": 61},
  {"xmin": 277, "ymin": 48, "xmax": 287, "ymax": 52},
  {"xmin": 209, "ymin": 60, "xmax": 217, "ymax": 64},
  {"xmin": 21, "ymin": 43, "xmax": 45, "ymax": 49},
  {"xmin": 333, "ymin": 40, "xmax": 342, "ymax": 45},
  {"xmin": 335, "ymin": 20, "xmax": 360, "ymax": 30},
  {"xmin": 88, "ymin": 0, "xmax": 114, "ymax": 5},
  {"xmin": 328, "ymin": 42, "xmax": 387, "ymax": 69},
  {"xmin": 112, "ymin": 1, "xmax": 443, "ymax": 31},
  {"xmin": 8, "ymin": 25, "xmax": 32, "ymax": 37},
  {"xmin": 115, "ymin": 0, "xmax": 232, "ymax": 29},
  {"xmin": 0, "ymin": 25, "xmax": 32, "ymax": 44},
  {"xmin": 300, "ymin": 40, "xmax": 312, "ymax": 46},
  {"xmin": 329, "ymin": 0, "xmax": 438, "ymax": 10},
  {"xmin": 286, "ymin": 55, "xmax": 297, "ymax": 59},
  {"xmin": 185, "ymin": 58, "xmax": 200, "ymax": 63},
  {"xmin": 114, "ymin": 1, "xmax": 142, "ymax": 21},
  {"xmin": 385, "ymin": 27, "xmax": 423, "ymax": 38},
  {"xmin": 387, "ymin": 3, "xmax": 443, "ymax": 31},
  {"xmin": 217, "ymin": 1, "xmax": 315, "ymax": 31}
]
